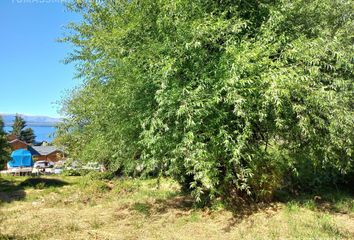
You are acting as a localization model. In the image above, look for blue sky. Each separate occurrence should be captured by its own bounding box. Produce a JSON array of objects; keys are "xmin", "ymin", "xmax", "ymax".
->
[{"xmin": 0, "ymin": 0, "xmax": 81, "ymax": 117}]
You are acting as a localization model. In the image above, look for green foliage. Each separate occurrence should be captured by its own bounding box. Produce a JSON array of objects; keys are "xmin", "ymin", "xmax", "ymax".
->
[
  {"xmin": 21, "ymin": 128, "xmax": 35, "ymax": 145},
  {"xmin": 59, "ymin": 0, "xmax": 354, "ymax": 203},
  {"xmin": 61, "ymin": 169, "xmax": 91, "ymax": 176},
  {"xmin": 84, "ymin": 171, "xmax": 115, "ymax": 181},
  {"xmin": 10, "ymin": 114, "xmax": 36, "ymax": 144},
  {"xmin": 78, "ymin": 174, "xmax": 111, "ymax": 195},
  {"xmin": 11, "ymin": 114, "xmax": 26, "ymax": 138},
  {"xmin": 61, "ymin": 169, "xmax": 81, "ymax": 176},
  {"xmin": 0, "ymin": 116, "xmax": 10, "ymax": 169}
]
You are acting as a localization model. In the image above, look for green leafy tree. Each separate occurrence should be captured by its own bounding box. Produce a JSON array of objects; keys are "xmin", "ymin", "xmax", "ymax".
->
[
  {"xmin": 60, "ymin": 0, "xmax": 353, "ymax": 203},
  {"xmin": 22, "ymin": 128, "xmax": 36, "ymax": 145},
  {"xmin": 11, "ymin": 114, "xmax": 26, "ymax": 138},
  {"xmin": 11, "ymin": 114, "xmax": 36, "ymax": 144},
  {"xmin": 0, "ymin": 116, "xmax": 10, "ymax": 169}
]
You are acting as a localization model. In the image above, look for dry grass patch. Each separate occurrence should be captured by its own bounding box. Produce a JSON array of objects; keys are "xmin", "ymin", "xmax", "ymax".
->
[{"xmin": 0, "ymin": 175, "xmax": 353, "ymax": 240}]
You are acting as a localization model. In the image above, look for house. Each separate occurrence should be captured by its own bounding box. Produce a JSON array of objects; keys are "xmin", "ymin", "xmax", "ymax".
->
[
  {"xmin": 29, "ymin": 146, "xmax": 65, "ymax": 162},
  {"xmin": 6, "ymin": 134, "xmax": 17, "ymax": 142},
  {"xmin": 6, "ymin": 135, "xmax": 65, "ymax": 162},
  {"xmin": 8, "ymin": 139, "xmax": 29, "ymax": 151}
]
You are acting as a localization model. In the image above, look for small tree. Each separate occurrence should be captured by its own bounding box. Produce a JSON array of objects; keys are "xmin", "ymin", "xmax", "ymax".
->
[
  {"xmin": 22, "ymin": 128, "xmax": 36, "ymax": 144},
  {"xmin": 11, "ymin": 114, "xmax": 26, "ymax": 138},
  {"xmin": 0, "ymin": 116, "xmax": 10, "ymax": 169},
  {"xmin": 11, "ymin": 114, "xmax": 36, "ymax": 144},
  {"xmin": 61, "ymin": 0, "xmax": 353, "ymax": 203}
]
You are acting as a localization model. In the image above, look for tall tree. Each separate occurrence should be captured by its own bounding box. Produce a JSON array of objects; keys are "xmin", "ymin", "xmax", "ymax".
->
[
  {"xmin": 11, "ymin": 114, "xmax": 36, "ymax": 144},
  {"xmin": 22, "ymin": 128, "xmax": 36, "ymax": 145},
  {"xmin": 0, "ymin": 116, "xmax": 10, "ymax": 169},
  {"xmin": 60, "ymin": 0, "xmax": 354, "ymax": 202},
  {"xmin": 11, "ymin": 114, "xmax": 26, "ymax": 138}
]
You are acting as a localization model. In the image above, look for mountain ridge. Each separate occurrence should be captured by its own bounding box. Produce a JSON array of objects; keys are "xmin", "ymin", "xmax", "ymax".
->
[{"xmin": 0, "ymin": 113, "xmax": 62, "ymax": 127}]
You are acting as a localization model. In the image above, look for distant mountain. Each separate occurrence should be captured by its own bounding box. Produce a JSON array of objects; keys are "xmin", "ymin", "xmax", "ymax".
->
[{"xmin": 0, "ymin": 113, "xmax": 62, "ymax": 127}]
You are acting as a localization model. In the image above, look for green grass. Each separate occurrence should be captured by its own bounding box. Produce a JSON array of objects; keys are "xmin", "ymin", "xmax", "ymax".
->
[{"xmin": 0, "ymin": 175, "xmax": 353, "ymax": 240}]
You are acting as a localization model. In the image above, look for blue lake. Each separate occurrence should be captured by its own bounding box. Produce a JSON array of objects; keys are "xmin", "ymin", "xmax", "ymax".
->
[{"xmin": 4, "ymin": 126, "xmax": 57, "ymax": 143}]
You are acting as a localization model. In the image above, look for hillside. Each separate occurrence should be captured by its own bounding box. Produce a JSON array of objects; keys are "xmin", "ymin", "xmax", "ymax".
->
[{"xmin": 0, "ymin": 113, "xmax": 62, "ymax": 127}]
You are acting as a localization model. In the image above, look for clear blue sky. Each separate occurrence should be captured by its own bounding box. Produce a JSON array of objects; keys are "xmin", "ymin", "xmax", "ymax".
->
[{"xmin": 0, "ymin": 1, "xmax": 81, "ymax": 118}]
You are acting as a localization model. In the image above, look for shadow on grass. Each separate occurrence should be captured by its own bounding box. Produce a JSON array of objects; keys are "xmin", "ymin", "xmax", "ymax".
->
[
  {"xmin": 127, "ymin": 191, "xmax": 281, "ymax": 232},
  {"xmin": 0, "ymin": 233, "xmax": 40, "ymax": 240},
  {"xmin": 154, "ymin": 194, "xmax": 194, "ymax": 213},
  {"xmin": 0, "ymin": 178, "xmax": 26, "ymax": 204},
  {"xmin": 275, "ymin": 188, "xmax": 354, "ymax": 214},
  {"xmin": 221, "ymin": 188, "xmax": 354, "ymax": 232},
  {"xmin": 19, "ymin": 178, "xmax": 68, "ymax": 189},
  {"xmin": 222, "ymin": 202, "xmax": 281, "ymax": 232},
  {"xmin": 0, "ymin": 177, "xmax": 69, "ymax": 204},
  {"xmin": 126, "ymin": 188, "xmax": 280, "ymax": 226},
  {"xmin": 128, "ymin": 193, "xmax": 193, "ymax": 217}
]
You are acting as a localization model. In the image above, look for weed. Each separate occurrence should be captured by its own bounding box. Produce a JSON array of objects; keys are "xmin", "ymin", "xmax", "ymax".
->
[
  {"xmin": 286, "ymin": 201, "xmax": 300, "ymax": 213},
  {"xmin": 66, "ymin": 222, "xmax": 80, "ymax": 232},
  {"xmin": 318, "ymin": 214, "xmax": 344, "ymax": 238},
  {"xmin": 189, "ymin": 211, "xmax": 200, "ymax": 222},
  {"xmin": 132, "ymin": 202, "xmax": 151, "ymax": 216},
  {"xmin": 90, "ymin": 219, "xmax": 103, "ymax": 230}
]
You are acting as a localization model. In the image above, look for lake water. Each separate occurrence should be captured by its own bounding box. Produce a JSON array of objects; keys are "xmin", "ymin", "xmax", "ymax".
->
[{"xmin": 4, "ymin": 126, "xmax": 56, "ymax": 143}]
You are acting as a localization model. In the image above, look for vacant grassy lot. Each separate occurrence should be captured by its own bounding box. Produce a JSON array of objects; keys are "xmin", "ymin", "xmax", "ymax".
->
[{"xmin": 0, "ymin": 175, "xmax": 353, "ymax": 240}]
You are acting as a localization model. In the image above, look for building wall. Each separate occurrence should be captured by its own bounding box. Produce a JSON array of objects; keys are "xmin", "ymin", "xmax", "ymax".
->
[{"xmin": 33, "ymin": 151, "xmax": 64, "ymax": 162}]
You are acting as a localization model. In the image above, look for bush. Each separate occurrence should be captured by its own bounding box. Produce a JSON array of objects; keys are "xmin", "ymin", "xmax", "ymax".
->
[
  {"xmin": 78, "ymin": 175, "xmax": 111, "ymax": 195},
  {"xmin": 60, "ymin": 0, "xmax": 353, "ymax": 204},
  {"xmin": 61, "ymin": 169, "xmax": 91, "ymax": 177},
  {"xmin": 84, "ymin": 171, "xmax": 115, "ymax": 181}
]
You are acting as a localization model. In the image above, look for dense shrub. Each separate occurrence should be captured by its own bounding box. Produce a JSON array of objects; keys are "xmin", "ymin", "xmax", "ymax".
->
[
  {"xmin": 58, "ymin": 0, "xmax": 353, "ymax": 203},
  {"xmin": 61, "ymin": 169, "xmax": 91, "ymax": 177},
  {"xmin": 78, "ymin": 177, "xmax": 111, "ymax": 195},
  {"xmin": 84, "ymin": 171, "xmax": 115, "ymax": 181}
]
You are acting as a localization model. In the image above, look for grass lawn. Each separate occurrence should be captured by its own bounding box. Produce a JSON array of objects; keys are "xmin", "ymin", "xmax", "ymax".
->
[{"xmin": 0, "ymin": 175, "xmax": 353, "ymax": 240}]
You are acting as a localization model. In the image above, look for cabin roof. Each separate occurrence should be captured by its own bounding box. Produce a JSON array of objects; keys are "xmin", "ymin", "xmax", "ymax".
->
[
  {"xmin": 30, "ymin": 146, "xmax": 61, "ymax": 156},
  {"xmin": 9, "ymin": 139, "xmax": 29, "ymax": 145}
]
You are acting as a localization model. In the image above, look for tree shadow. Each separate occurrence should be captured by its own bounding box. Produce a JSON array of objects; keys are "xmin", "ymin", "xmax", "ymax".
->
[
  {"xmin": 126, "ymin": 193, "xmax": 194, "ymax": 218},
  {"xmin": 0, "ymin": 178, "xmax": 26, "ymax": 204},
  {"xmin": 154, "ymin": 194, "xmax": 194, "ymax": 214},
  {"xmin": 0, "ymin": 234, "xmax": 27, "ymax": 240},
  {"xmin": 222, "ymin": 202, "xmax": 281, "ymax": 232},
  {"xmin": 275, "ymin": 188, "xmax": 354, "ymax": 215},
  {"xmin": 18, "ymin": 178, "xmax": 69, "ymax": 188},
  {"xmin": 130, "ymin": 189, "xmax": 354, "ymax": 232},
  {"xmin": 0, "ymin": 177, "xmax": 69, "ymax": 205},
  {"xmin": 221, "ymin": 188, "xmax": 354, "ymax": 232},
  {"xmin": 125, "ymin": 189, "xmax": 280, "ymax": 227},
  {"xmin": 0, "ymin": 233, "xmax": 40, "ymax": 240}
]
